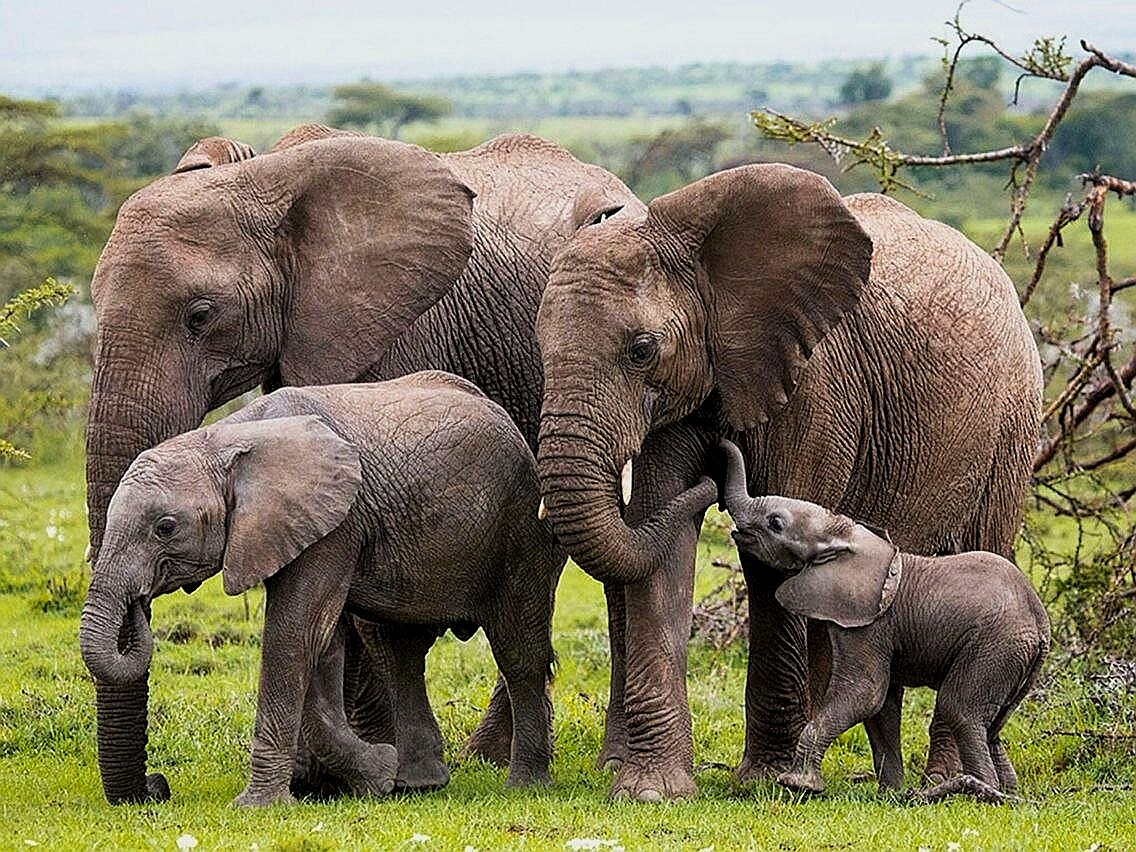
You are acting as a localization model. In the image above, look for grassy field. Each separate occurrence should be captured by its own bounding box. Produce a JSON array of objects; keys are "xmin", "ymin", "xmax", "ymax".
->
[{"xmin": 2, "ymin": 448, "xmax": 1135, "ymax": 850}]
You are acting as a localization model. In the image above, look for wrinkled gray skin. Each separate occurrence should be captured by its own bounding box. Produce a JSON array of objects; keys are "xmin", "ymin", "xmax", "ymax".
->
[
  {"xmin": 535, "ymin": 165, "xmax": 1043, "ymax": 800},
  {"xmin": 83, "ymin": 126, "xmax": 637, "ymax": 803},
  {"xmin": 80, "ymin": 373, "xmax": 565, "ymax": 806},
  {"xmin": 719, "ymin": 439, "xmax": 1050, "ymax": 795}
]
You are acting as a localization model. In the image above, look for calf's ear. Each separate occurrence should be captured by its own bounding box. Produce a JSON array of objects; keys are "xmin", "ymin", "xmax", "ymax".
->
[{"xmin": 207, "ymin": 415, "xmax": 362, "ymax": 595}]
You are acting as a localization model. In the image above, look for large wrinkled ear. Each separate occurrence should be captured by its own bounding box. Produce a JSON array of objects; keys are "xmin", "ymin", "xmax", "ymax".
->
[
  {"xmin": 245, "ymin": 136, "xmax": 475, "ymax": 386},
  {"xmin": 209, "ymin": 415, "xmax": 362, "ymax": 595},
  {"xmin": 173, "ymin": 136, "xmax": 256, "ymax": 173},
  {"xmin": 775, "ymin": 522, "xmax": 902, "ymax": 628},
  {"xmin": 648, "ymin": 165, "xmax": 873, "ymax": 430}
]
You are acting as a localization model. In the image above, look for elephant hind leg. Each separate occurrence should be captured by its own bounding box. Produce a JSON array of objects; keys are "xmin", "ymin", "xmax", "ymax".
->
[{"xmin": 302, "ymin": 618, "xmax": 397, "ymax": 798}]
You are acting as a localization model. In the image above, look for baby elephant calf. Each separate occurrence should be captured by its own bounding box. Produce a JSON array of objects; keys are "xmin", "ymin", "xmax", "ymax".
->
[
  {"xmin": 80, "ymin": 372, "xmax": 561, "ymax": 806},
  {"xmin": 718, "ymin": 440, "xmax": 1049, "ymax": 796}
]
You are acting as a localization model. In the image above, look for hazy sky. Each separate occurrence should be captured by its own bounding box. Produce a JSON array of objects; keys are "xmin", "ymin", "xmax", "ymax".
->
[{"xmin": 1, "ymin": 1, "xmax": 1132, "ymax": 92}]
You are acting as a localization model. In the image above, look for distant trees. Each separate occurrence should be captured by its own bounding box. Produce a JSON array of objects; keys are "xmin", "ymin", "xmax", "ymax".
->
[
  {"xmin": 618, "ymin": 118, "xmax": 732, "ymax": 197},
  {"xmin": 838, "ymin": 63, "xmax": 893, "ymax": 105},
  {"xmin": 327, "ymin": 83, "xmax": 450, "ymax": 138}
]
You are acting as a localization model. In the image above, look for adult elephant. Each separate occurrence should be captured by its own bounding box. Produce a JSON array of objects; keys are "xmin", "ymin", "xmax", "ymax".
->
[
  {"xmin": 84, "ymin": 125, "xmax": 640, "ymax": 803},
  {"xmin": 534, "ymin": 164, "xmax": 1042, "ymax": 801}
]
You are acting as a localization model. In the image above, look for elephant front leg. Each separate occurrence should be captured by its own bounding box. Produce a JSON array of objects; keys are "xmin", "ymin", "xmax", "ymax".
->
[
  {"xmin": 236, "ymin": 552, "xmax": 352, "ymax": 807},
  {"xmin": 737, "ymin": 559, "xmax": 810, "ymax": 782},
  {"xmin": 596, "ymin": 583, "xmax": 629, "ymax": 772},
  {"xmin": 461, "ymin": 673, "xmax": 514, "ymax": 768},
  {"xmin": 610, "ymin": 519, "xmax": 700, "ymax": 802}
]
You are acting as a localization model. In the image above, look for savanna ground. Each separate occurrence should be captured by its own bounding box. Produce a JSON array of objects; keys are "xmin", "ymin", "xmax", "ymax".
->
[{"xmin": 2, "ymin": 440, "xmax": 1135, "ymax": 851}]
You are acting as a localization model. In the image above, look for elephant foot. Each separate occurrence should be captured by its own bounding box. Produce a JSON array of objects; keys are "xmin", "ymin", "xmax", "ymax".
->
[
  {"xmin": 460, "ymin": 719, "xmax": 512, "ymax": 768},
  {"xmin": 610, "ymin": 760, "xmax": 697, "ymax": 802},
  {"xmin": 912, "ymin": 774, "xmax": 1017, "ymax": 805},
  {"xmin": 733, "ymin": 752, "xmax": 791, "ymax": 784},
  {"xmin": 395, "ymin": 755, "xmax": 450, "ymax": 791},
  {"xmin": 505, "ymin": 766, "xmax": 553, "ymax": 788},
  {"xmin": 595, "ymin": 740, "xmax": 628, "ymax": 773},
  {"xmin": 234, "ymin": 785, "xmax": 297, "ymax": 808},
  {"xmin": 289, "ymin": 748, "xmax": 351, "ymax": 800},
  {"xmin": 776, "ymin": 767, "xmax": 825, "ymax": 795},
  {"xmin": 345, "ymin": 743, "xmax": 398, "ymax": 798}
]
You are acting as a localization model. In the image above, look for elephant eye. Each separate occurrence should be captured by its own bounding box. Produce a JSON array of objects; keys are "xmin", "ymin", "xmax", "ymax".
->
[
  {"xmin": 766, "ymin": 514, "xmax": 785, "ymax": 534},
  {"xmin": 185, "ymin": 299, "xmax": 215, "ymax": 335},
  {"xmin": 154, "ymin": 516, "xmax": 178, "ymax": 539},
  {"xmin": 627, "ymin": 333, "xmax": 659, "ymax": 367}
]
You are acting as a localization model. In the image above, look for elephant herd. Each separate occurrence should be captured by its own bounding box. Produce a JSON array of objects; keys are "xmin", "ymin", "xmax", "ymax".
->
[{"xmin": 77, "ymin": 124, "xmax": 1044, "ymax": 806}]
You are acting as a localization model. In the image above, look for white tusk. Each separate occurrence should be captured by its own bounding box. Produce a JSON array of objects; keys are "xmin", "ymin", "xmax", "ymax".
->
[
  {"xmin": 84, "ymin": 544, "xmax": 93, "ymax": 563},
  {"xmin": 621, "ymin": 458, "xmax": 633, "ymax": 507},
  {"xmin": 537, "ymin": 498, "xmax": 548, "ymax": 521}
]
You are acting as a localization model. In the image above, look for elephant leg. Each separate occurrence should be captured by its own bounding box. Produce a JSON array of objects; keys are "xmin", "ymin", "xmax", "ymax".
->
[
  {"xmin": 596, "ymin": 583, "xmax": 629, "ymax": 772},
  {"xmin": 989, "ymin": 737, "xmax": 1018, "ymax": 793},
  {"xmin": 291, "ymin": 619, "xmax": 387, "ymax": 799},
  {"xmin": 484, "ymin": 620, "xmax": 554, "ymax": 787},
  {"xmin": 736, "ymin": 557, "xmax": 810, "ymax": 781},
  {"xmin": 863, "ymin": 684, "xmax": 905, "ymax": 791},
  {"xmin": 923, "ymin": 704, "xmax": 962, "ymax": 783},
  {"xmin": 461, "ymin": 673, "xmax": 515, "ymax": 767},
  {"xmin": 355, "ymin": 622, "xmax": 450, "ymax": 790},
  {"xmin": 301, "ymin": 617, "xmax": 397, "ymax": 798},
  {"xmin": 934, "ymin": 678, "xmax": 999, "ymax": 789},
  {"xmin": 610, "ymin": 516, "xmax": 701, "ymax": 802},
  {"xmin": 237, "ymin": 546, "xmax": 353, "ymax": 807},
  {"xmin": 778, "ymin": 654, "xmax": 888, "ymax": 794}
]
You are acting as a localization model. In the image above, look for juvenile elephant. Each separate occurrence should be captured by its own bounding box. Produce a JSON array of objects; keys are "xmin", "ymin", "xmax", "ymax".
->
[
  {"xmin": 83, "ymin": 126, "xmax": 638, "ymax": 802},
  {"xmin": 80, "ymin": 373, "xmax": 567, "ymax": 805},
  {"xmin": 719, "ymin": 439, "xmax": 1049, "ymax": 796},
  {"xmin": 535, "ymin": 164, "xmax": 1043, "ymax": 800}
]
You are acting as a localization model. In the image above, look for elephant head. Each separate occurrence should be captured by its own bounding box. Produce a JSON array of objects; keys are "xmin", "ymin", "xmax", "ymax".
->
[
  {"xmin": 79, "ymin": 414, "xmax": 361, "ymax": 803},
  {"xmin": 719, "ymin": 439, "xmax": 901, "ymax": 629},
  {"xmin": 86, "ymin": 130, "xmax": 473, "ymax": 560},
  {"xmin": 535, "ymin": 165, "xmax": 873, "ymax": 583}
]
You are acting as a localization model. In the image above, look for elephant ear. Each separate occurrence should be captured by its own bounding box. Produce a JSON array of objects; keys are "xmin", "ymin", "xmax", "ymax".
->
[
  {"xmin": 209, "ymin": 415, "xmax": 362, "ymax": 596},
  {"xmin": 647, "ymin": 164, "xmax": 873, "ymax": 430},
  {"xmin": 245, "ymin": 136, "xmax": 475, "ymax": 386},
  {"xmin": 173, "ymin": 136, "xmax": 256, "ymax": 173},
  {"xmin": 775, "ymin": 521, "xmax": 902, "ymax": 628}
]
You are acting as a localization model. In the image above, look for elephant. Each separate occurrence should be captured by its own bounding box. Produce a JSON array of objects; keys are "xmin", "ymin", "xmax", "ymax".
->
[
  {"xmin": 718, "ymin": 438, "xmax": 1050, "ymax": 795},
  {"xmin": 83, "ymin": 125, "xmax": 639, "ymax": 803},
  {"xmin": 80, "ymin": 372, "xmax": 568, "ymax": 805},
  {"xmin": 534, "ymin": 163, "xmax": 1043, "ymax": 800}
]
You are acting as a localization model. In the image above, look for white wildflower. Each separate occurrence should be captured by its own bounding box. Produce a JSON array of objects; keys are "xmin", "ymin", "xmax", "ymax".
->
[
  {"xmin": 45, "ymin": 525, "xmax": 58, "ymax": 540},
  {"xmin": 566, "ymin": 841, "xmax": 622, "ymax": 851},
  {"xmin": 23, "ymin": 842, "xmax": 39, "ymax": 848},
  {"xmin": 312, "ymin": 822, "xmax": 325, "ymax": 833},
  {"xmin": 947, "ymin": 843, "xmax": 961, "ymax": 852},
  {"xmin": 176, "ymin": 836, "xmax": 198, "ymax": 851},
  {"xmin": 408, "ymin": 835, "xmax": 431, "ymax": 844}
]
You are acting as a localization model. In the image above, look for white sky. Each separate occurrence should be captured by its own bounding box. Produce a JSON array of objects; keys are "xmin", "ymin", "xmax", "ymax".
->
[{"xmin": 1, "ymin": 1, "xmax": 1132, "ymax": 92}]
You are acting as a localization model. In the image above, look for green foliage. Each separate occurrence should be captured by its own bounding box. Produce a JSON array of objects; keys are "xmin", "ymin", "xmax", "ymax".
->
[
  {"xmin": 328, "ymin": 82, "xmax": 450, "ymax": 138},
  {"xmin": 613, "ymin": 117, "xmax": 732, "ymax": 197},
  {"xmin": 838, "ymin": 63, "xmax": 893, "ymax": 105}
]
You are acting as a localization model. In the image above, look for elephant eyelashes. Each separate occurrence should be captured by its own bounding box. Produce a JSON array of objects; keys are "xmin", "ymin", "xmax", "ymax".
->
[
  {"xmin": 766, "ymin": 515, "xmax": 785, "ymax": 534},
  {"xmin": 185, "ymin": 299, "xmax": 215, "ymax": 335},
  {"xmin": 153, "ymin": 516, "xmax": 178, "ymax": 539},
  {"xmin": 627, "ymin": 333, "xmax": 659, "ymax": 367}
]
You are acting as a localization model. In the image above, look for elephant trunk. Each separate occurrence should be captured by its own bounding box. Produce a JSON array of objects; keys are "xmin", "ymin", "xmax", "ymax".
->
[
  {"xmin": 85, "ymin": 350, "xmax": 201, "ymax": 559},
  {"xmin": 719, "ymin": 439, "xmax": 759, "ymax": 525},
  {"xmin": 538, "ymin": 412, "xmax": 716, "ymax": 584},
  {"xmin": 80, "ymin": 580, "xmax": 167, "ymax": 803}
]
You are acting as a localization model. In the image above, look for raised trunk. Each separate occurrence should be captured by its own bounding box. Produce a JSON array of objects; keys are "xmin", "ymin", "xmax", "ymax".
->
[
  {"xmin": 538, "ymin": 416, "xmax": 716, "ymax": 584},
  {"xmin": 719, "ymin": 439, "xmax": 759, "ymax": 525}
]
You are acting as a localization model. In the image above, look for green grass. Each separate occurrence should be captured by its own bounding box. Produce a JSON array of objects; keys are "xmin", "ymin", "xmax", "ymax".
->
[{"xmin": 2, "ymin": 452, "xmax": 1135, "ymax": 850}]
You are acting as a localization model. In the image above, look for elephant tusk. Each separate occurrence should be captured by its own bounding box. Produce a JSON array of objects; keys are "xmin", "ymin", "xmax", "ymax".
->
[
  {"xmin": 84, "ymin": 544, "xmax": 94, "ymax": 563},
  {"xmin": 537, "ymin": 498, "xmax": 548, "ymax": 521},
  {"xmin": 621, "ymin": 458, "xmax": 633, "ymax": 507}
]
